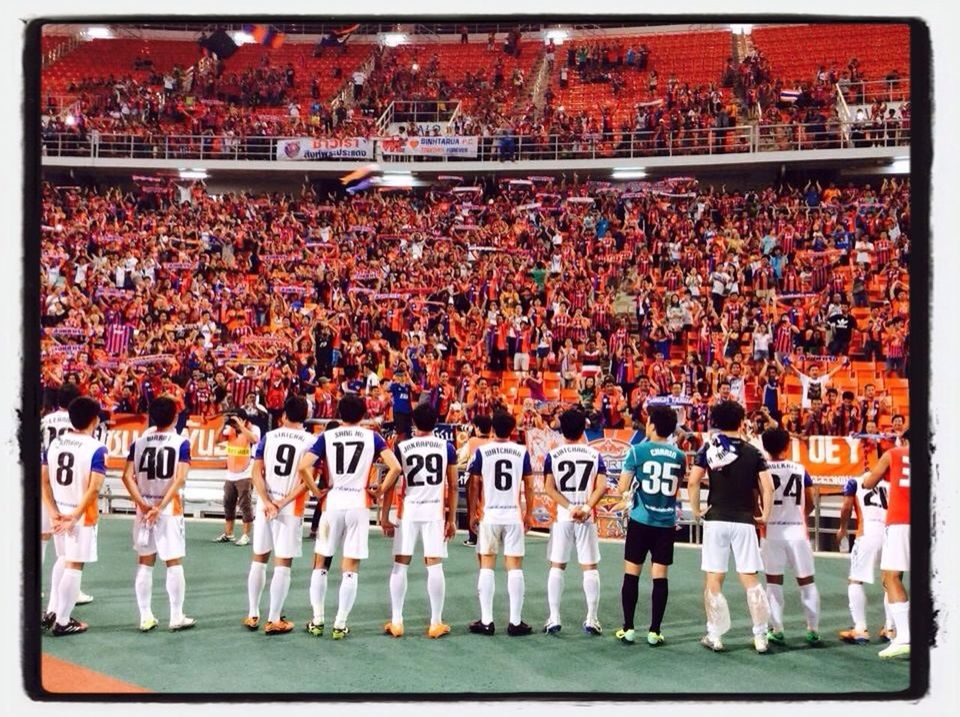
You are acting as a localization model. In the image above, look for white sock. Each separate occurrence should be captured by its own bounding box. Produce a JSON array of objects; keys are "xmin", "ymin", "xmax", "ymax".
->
[
  {"xmin": 883, "ymin": 593, "xmax": 895, "ymax": 631},
  {"xmin": 746, "ymin": 584, "xmax": 770, "ymax": 637},
  {"xmin": 267, "ymin": 566, "xmax": 291, "ymax": 623},
  {"xmin": 310, "ymin": 568, "xmax": 328, "ymax": 623},
  {"xmin": 766, "ymin": 583, "xmax": 784, "ymax": 631},
  {"xmin": 247, "ymin": 562, "xmax": 267, "ymax": 619},
  {"xmin": 334, "ymin": 572, "xmax": 358, "ymax": 628},
  {"xmin": 55, "ymin": 568, "xmax": 82, "ymax": 627},
  {"xmin": 389, "ymin": 562, "xmax": 409, "ymax": 625},
  {"xmin": 426, "ymin": 563, "xmax": 445, "ymax": 626},
  {"xmin": 705, "ymin": 589, "xmax": 731, "ymax": 639},
  {"xmin": 800, "ymin": 583, "xmax": 821, "ymax": 632},
  {"xmin": 848, "ymin": 583, "xmax": 867, "ymax": 632},
  {"xmin": 890, "ymin": 600, "xmax": 910, "ymax": 645},
  {"xmin": 583, "ymin": 569, "xmax": 600, "ymax": 623},
  {"xmin": 547, "ymin": 567, "xmax": 564, "ymax": 624},
  {"xmin": 477, "ymin": 568, "xmax": 495, "ymax": 624},
  {"xmin": 507, "ymin": 569, "xmax": 525, "ymax": 626},
  {"xmin": 46, "ymin": 557, "xmax": 65, "ymax": 616},
  {"xmin": 135, "ymin": 564, "xmax": 154, "ymax": 622},
  {"xmin": 166, "ymin": 565, "xmax": 185, "ymax": 624},
  {"xmin": 41, "ymin": 538, "xmax": 49, "ymax": 568}
]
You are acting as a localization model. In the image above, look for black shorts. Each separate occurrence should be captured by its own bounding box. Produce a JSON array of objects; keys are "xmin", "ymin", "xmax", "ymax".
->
[
  {"xmin": 394, "ymin": 412, "xmax": 412, "ymax": 438},
  {"xmin": 624, "ymin": 519, "xmax": 675, "ymax": 566}
]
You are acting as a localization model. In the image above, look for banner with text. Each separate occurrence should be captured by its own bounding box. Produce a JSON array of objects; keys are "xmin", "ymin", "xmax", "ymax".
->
[
  {"xmin": 379, "ymin": 136, "xmax": 479, "ymax": 158},
  {"xmin": 276, "ymin": 137, "xmax": 373, "ymax": 161}
]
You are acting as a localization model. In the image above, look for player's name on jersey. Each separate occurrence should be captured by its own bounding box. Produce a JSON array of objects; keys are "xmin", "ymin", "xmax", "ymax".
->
[
  {"xmin": 548, "ymin": 445, "xmax": 594, "ymax": 458},
  {"xmin": 142, "ymin": 432, "xmax": 177, "ymax": 442},
  {"xmin": 482, "ymin": 445, "xmax": 525, "ymax": 457},
  {"xmin": 54, "ymin": 435, "xmax": 88, "ymax": 449},
  {"xmin": 272, "ymin": 429, "xmax": 309, "ymax": 440},
  {"xmin": 404, "ymin": 438, "xmax": 444, "ymax": 450},
  {"xmin": 331, "ymin": 428, "xmax": 369, "ymax": 439},
  {"xmin": 646, "ymin": 446, "xmax": 680, "ymax": 459}
]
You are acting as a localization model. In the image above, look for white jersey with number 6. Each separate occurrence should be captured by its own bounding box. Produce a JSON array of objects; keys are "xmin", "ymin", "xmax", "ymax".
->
[
  {"xmin": 766, "ymin": 459, "xmax": 813, "ymax": 541},
  {"xmin": 255, "ymin": 427, "xmax": 317, "ymax": 517},
  {"xmin": 543, "ymin": 444, "xmax": 606, "ymax": 522},
  {"xmin": 308, "ymin": 425, "xmax": 386, "ymax": 511},
  {"xmin": 129, "ymin": 430, "xmax": 192, "ymax": 516},
  {"xmin": 397, "ymin": 436, "xmax": 457, "ymax": 522},
  {"xmin": 44, "ymin": 433, "xmax": 107, "ymax": 526},
  {"xmin": 469, "ymin": 441, "xmax": 532, "ymax": 525}
]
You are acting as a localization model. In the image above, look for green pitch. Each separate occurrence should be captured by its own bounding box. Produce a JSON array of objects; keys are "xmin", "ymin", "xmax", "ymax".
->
[{"xmin": 40, "ymin": 517, "xmax": 910, "ymax": 696}]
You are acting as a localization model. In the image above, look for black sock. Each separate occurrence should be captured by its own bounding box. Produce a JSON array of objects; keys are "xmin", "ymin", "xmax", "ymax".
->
[
  {"xmin": 650, "ymin": 577, "xmax": 668, "ymax": 634},
  {"xmin": 621, "ymin": 573, "xmax": 640, "ymax": 630}
]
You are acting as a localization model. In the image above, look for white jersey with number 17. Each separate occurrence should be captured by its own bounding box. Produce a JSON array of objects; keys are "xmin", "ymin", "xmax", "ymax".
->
[{"xmin": 308, "ymin": 425, "xmax": 386, "ymax": 511}]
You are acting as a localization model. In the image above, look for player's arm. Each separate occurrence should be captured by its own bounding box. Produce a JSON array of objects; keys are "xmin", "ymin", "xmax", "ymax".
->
[
  {"xmin": 837, "ymin": 480, "xmax": 856, "ymax": 545},
  {"xmin": 251, "ymin": 457, "xmax": 275, "ymax": 517},
  {"xmin": 40, "ymin": 459, "xmax": 60, "ymax": 524},
  {"xmin": 756, "ymin": 469, "xmax": 775, "ymax": 525},
  {"xmin": 861, "ymin": 450, "xmax": 892, "ymax": 490},
  {"xmin": 151, "ymin": 443, "xmax": 191, "ymax": 523},
  {"xmin": 119, "ymin": 446, "xmax": 151, "ymax": 513},
  {"xmin": 467, "ymin": 449, "xmax": 482, "ymax": 534},
  {"xmin": 584, "ymin": 460, "xmax": 608, "ymax": 519},
  {"xmin": 58, "ymin": 449, "xmax": 107, "ymax": 534},
  {"xmin": 521, "ymin": 458, "xmax": 535, "ymax": 534},
  {"xmin": 687, "ymin": 445, "xmax": 708, "ymax": 521},
  {"xmin": 542, "ymin": 455, "xmax": 569, "ymax": 510},
  {"xmin": 376, "ymin": 446, "xmax": 402, "ymax": 497},
  {"xmin": 443, "ymin": 442, "xmax": 459, "ymax": 539},
  {"xmin": 297, "ymin": 435, "xmax": 325, "ymax": 499}
]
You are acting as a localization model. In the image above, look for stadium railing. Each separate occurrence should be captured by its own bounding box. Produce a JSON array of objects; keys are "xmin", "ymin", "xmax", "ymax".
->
[{"xmin": 40, "ymin": 123, "xmax": 911, "ymax": 161}]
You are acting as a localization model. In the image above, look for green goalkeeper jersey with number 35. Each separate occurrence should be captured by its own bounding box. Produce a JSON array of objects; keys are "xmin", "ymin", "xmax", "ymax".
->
[{"xmin": 622, "ymin": 440, "xmax": 686, "ymax": 528}]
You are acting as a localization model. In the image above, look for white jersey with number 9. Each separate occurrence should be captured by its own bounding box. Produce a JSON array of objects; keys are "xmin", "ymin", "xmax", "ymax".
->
[{"xmin": 256, "ymin": 427, "xmax": 317, "ymax": 517}]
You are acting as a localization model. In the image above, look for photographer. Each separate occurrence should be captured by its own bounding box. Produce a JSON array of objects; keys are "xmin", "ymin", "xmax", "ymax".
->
[{"xmin": 214, "ymin": 411, "xmax": 262, "ymax": 546}]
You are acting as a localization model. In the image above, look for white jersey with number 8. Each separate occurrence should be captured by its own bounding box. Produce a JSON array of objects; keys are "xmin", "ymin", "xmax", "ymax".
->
[
  {"xmin": 44, "ymin": 433, "xmax": 107, "ymax": 526},
  {"xmin": 256, "ymin": 427, "xmax": 317, "ymax": 517},
  {"xmin": 469, "ymin": 441, "xmax": 532, "ymax": 525}
]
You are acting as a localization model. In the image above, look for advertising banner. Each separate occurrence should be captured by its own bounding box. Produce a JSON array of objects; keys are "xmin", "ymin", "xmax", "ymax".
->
[
  {"xmin": 275, "ymin": 137, "xmax": 373, "ymax": 161},
  {"xmin": 379, "ymin": 136, "xmax": 479, "ymax": 158}
]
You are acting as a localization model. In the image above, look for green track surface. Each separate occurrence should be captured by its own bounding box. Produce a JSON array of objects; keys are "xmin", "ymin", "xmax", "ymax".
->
[{"xmin": 41, "ymin": 516, "xmax": 910, "ymax": 696}]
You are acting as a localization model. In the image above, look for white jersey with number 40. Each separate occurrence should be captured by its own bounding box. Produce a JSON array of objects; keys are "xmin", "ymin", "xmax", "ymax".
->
[
  {"xmin": 766, "ymin": 459, "xmax": 813, "ymax": 541},
  {"xmin": 256, "ymin": 427, "xmax": 317, "ymax": 517},
  {"xmin": 129, "ymin": 430, "xmax": 192, "ymax": 516},
  {"xmin": 309, "ymin": 426, "xmax": 387, "ymax": 511}
]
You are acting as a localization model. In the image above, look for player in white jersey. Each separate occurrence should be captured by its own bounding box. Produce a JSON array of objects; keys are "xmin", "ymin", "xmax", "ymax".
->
[
  {"xmin": 120, "ymin": 396, "xmax": 196, "ymax": 632},
  {"xmin": 244, "ymin": 397, "xmax": 316, "ymax": 635},
  {"xmin": 40, "ymin": 397, "xmax": 106, "ymax": 636},
  {"xmin": 297, "ymin": 394, "xmax": 401, "ymax": 639},
  {"xmin": 40, "ymin": 384, "xmax": 95, "ymax": 620},
  {"xmin": 836, "ymin": 456, "xmax": 894, "ymax": 645},
  {"xmin": 542, "ymin": 409, "xmax": 607, "ymax": 636},
  {"xmin": 759, "ymin": 428, "xmax": 821, "ymax": 647},
  {"xmin": 378, "ymin": 403, "xmax": 458, "ymax": 638},
  {"xmin": 467, "ymin": 411, "xmax": 535, "ymax": 636}
]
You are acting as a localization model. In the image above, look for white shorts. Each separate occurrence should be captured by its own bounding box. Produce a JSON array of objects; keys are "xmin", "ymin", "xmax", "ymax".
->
[
  {"xmin": 478, "ymin": 522, "xmax": 525, "ymax": 557},
  {"xmin": 547, "ymin": 520, "xmax": 600, "ymax": 565},
  {"xmin": 393, "ymin": 519, "xmax": 447, "ymax": 559},
  {"xmin": 761, "ymin": 537, "xmax": 815, "ymax": 578},
  {"xmin": 315, "ymin": 508, "xmax": 369, "ymax": 560},
  {"xmin": 849, "ymin": 530, "xmax": 884, "ymax": 584},
  {"xmin": 253, "ymin": 512, "xmax": 303, "ymax": 560},
  {"xmin": 513, "ymin": 352, "xmax": 530, "ymax": 372},
  {"xmin": 133, "ymin": 514, "xmax": 186, "ymax": 562},
  {"xmin": 700, "ymin": 520, "xmax": 763, "ymax": 574},
  {"xmin": 41, "ymin": 503, "xmax": 51, "ymax": 535},
  {"xmin": 880, "ymin": 524, "xmax": 910, "ymax": 572},
  {"xmin": 54, "ymin": 524, "xmax": 98, "ymax": 563}
]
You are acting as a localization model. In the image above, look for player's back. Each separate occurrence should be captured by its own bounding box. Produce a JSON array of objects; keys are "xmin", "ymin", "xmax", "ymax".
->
[
  {"xmin": 45, "ymin": 432, "xmax": 107, "ymax": 526},
  {"xmin": 41, "ymin": 410, "xmax": 73, "ymax": 452},
  {"xmin": 131, "ymin": 430, "xmax": 191, "ymax": 516},
  {"xmin": 844, "ymin": 476, "xmax": 888, "ymax": 536},
  {"xmin": 259, "ymin": 426, "xmax": 317, "ymax": 517},
  {"xmin": 626, "ymin": 440, "xmax": 685, "ymax": 528},
  {"xmin": 318, "ymin": 425, "xmax": 385, "ymax": 510},
  {"xmin": 766, "ymin": 459, "xmax": 812, "ymax": 540},
  {"xmin": 885, "ymin": 446, "xmax": 910, "ymax": 525},
  {"xmin": 397, "ymin": 435, "xmax": 456, "ymax": 521},
  {"xmin": 545, "ymin": 443, "xmax": 605, "ymax": 521},
  {"xmin": 471, "ymin": 440, "xmax": 531, "ymax": 524}
]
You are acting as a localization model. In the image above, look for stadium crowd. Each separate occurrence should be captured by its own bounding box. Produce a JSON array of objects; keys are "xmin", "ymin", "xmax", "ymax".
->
[{"xmin": 39, "ymin": 171, "xmax": 910, "ymax": 445}]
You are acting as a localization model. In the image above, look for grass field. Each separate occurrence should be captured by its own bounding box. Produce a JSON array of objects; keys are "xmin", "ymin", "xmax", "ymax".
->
[{"xmin": 40, "ymin": 516, "xmax": 911, "ymax": 696}]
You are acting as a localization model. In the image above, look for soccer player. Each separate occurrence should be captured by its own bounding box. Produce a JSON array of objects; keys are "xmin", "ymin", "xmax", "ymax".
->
[
  {"xmin": 759, "ymin": 428, "xmax": 821, "ymax": 647},
  {"xmin": 297, "ymin": 394, "xmax": 401, "ymax": 639},
  {"xmin": 615, "ymin": 405, "xmax": 685, "ymax": 646},
  {"xmin": 119, "ymin": 396, "xmax": 196, "ymax": 632},
  {"xmin": 542, "ymin": 409, "xmax": 607, "ymax": 636},
  {"xmin": 244, "ymin": 397, "xmax": 316, "ymax": 635},
  {"xmin": 863, "ymin": 431, "xmax": 911, "ymax": 659},
  {"xmin": 688, "ymin": 400, "xmax": 775, "ymax": 653},
  {"xmin": 467, "ymin": 411, "xmax": 535, "ymax": 636},
  {"xmin": 836, "ymin": 457, "xmax": 894, "ymax": 645},
  {"xmin": 40, "ymin": 397, "xmax": 107, "ymax": 636},
  {"xmin": 41, "ymin": 384, "xmax": 95, "ymax": 620},
  {"xmin": 378, "ymin": 403, "xmax": 458, "ymax": 638}
]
